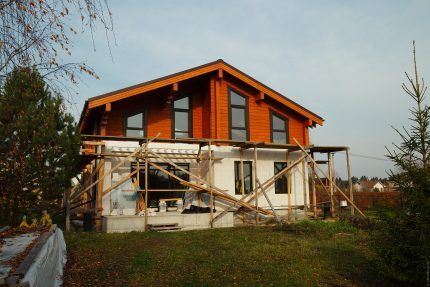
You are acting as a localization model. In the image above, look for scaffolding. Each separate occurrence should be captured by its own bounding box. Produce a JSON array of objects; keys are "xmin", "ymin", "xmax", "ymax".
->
[{"xmin": 64, "ymin": 134, "xmax": 364, "ymax": 232}]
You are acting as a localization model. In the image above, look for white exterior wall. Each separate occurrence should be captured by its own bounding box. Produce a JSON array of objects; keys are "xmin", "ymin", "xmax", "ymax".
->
[{"xmin": 99, "ymin": 141, "xmax": 309, "ymax": 217}]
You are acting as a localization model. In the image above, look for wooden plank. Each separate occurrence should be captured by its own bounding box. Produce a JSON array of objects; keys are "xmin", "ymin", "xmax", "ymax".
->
[
  {"xmin": 287, "ymin": 151, "xmax": 292, "ymax": 223},
  {"xmin": 146, "ymin": 150, "xmax": 272, "ymax": 215},
  {"xmin": 301, "ymin": 158, "xmax": 308, "ymax": 219},
  {"xmin": 208, "ymin": 142, "xmax": 214, "ymax": 228},
  {"xmin": 147, "ymin": 161, "xmax": 271, "ymax": 217},
  {"xmin": 346, "ymin": 148, "xmax": 354, "ymax": 215},
  {"xmin": 213, "ymin": 154, "xmax": 306, "ymax": 222},
  {"xmin": 328, "ymin": 153, "xmax": 335, "ymax": 217},
  {"xmin": 72, "ymin": 148, "xmax": 141, "ymax": 200},
  {"xmin": 253, "ymin": 146, "xmax": 259, "ymax": 225},
  {"xmin": 256, "ymin": 178, "xmax": 279, "ymax": 222},
  {"xmin": 102, "ymin": 170, "xmax": 137, "ymax": 196},
  {"xmin": 293, "ymin": 138, "xmax": 366, "ymax": 217}
]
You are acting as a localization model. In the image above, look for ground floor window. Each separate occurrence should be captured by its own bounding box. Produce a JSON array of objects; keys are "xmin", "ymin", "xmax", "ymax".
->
[
  {"xmin": 131, "ymin": 162, "xmax": 189, "ymax": 208},
  {"xmin": 234, "ymin": 161, "xmax": 253, "ymax": 195},
  {"xmin": 274, "ymin": 162, "xmax": 288, "ymax": 194}
]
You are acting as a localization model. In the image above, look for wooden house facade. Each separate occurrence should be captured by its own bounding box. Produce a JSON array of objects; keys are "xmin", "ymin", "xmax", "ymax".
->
[{"xmin": 73, "ymin": 60, "xmax": 359, "ymax": 232}]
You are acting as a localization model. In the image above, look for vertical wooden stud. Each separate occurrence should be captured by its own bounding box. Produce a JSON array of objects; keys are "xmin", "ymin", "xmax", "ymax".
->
[
  {"xmin": 253, "ymin": 146, "xmax": 259, "ymax": 225},
  {"xmin": 346, "ymin": 148, "xmax": 354, "ymax": 215}
]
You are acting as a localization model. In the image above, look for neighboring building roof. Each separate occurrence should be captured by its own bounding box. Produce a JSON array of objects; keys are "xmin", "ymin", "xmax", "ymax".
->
[{"xmin": 80, "ymin": 59, "xmax": 324, "ymax": 128}]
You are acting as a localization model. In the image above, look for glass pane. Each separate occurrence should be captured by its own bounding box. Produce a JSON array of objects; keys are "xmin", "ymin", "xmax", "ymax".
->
[
  {"xmin": 273, "ymin": 131, "xmax": 287, "ymax": 143},
  {"xmin": 230, "ymin": 90, "xmax": 246, "ymax": 106},
  {"xmin": 234, "ymin": 162, "xmax": 252, "ymax": 194},
  {"xmin": 231, "ymin": 129, "xmax": 247, "ymax": 141},
  {"xmin": 174, "ymin": 111, "xmax": 189, "ymax": 132},
  {"xmin": 232, "ymin": 108, "xmax": 245, "ymax": 128},
  {"xmin": 126, "ymin": 129, "xmax": 144, "ymax": 137},
  {"xmin": 274, "ymin": 162, "xmax": 288, "ymax": 194},
  {"xmin": 174, "ymin": 96, "xmax": 189, "ymax": 109},
  {"xmin": 174, "ymin": 132, "xmax": 189, "ymax": 138},
  {"xmin": 244, "ymin": 163, "xmax": 252, "ymax": 194},
  {"xmin": 272, "ymin": 114, "xmax": 286, "ymax": 131},
  {"xmin": 127, "ymin": 113, "xmax": 143, "ymax": 128}
]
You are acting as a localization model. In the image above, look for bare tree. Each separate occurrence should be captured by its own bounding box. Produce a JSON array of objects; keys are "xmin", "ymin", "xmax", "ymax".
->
[{"xmin": 0, "ymin": 0, "xmax": 114, "ymax": 93}]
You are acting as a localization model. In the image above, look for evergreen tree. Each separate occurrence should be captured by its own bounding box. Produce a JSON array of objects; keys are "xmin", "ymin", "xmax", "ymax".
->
[
  {"xmin": 373, "ymin": 42, "xmax": 430, "ymax": 284},
  {"xmin": 0, "ymin": 67, "xmax": 80, "ymax": 225}
]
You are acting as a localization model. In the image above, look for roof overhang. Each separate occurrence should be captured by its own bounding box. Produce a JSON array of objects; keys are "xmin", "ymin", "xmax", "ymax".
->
[{"xmin": 79, "ymin": 59, "xmax": 324, "ymax": 130}]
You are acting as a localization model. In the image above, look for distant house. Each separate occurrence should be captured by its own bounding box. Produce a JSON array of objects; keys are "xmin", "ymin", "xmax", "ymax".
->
[
  {"xmin": 352, "ymin": 182, "xmax": 362, "ymax": 192},
  {"xmin": 372, "ymin": 181, "xmax": 384, "ymax": 192}
]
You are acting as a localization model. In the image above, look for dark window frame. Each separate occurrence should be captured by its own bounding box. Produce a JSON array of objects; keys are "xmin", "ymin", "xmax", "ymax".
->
[
  {"xmin": 234, "ymin": 161, "xmax": 253, "ymax": 195},
  {"xmin": 228, "ymin": 88, "xmax": 250, "ymax": 141},
  {"xmin": 172, "ymin": 94, "xmax": 193, "ymax": 139},
  {"xmin": 270, "ymin": 110, "xmax": 289, "ymax": 144},
  {"xmin": 124, "ymin": 109, "xmax": 147, "ymax": 138},
  {"xmin": 274, "ymin": 162, "xmax": 289, "ymax": 194},
  {"xmin": 131, "ymin": 162, "xmax": 190, "ymax": 207}
]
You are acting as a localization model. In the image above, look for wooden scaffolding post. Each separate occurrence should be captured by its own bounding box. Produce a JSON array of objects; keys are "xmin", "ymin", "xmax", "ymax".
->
[
  {"xmin": 197, "ymin": 144, "xmax": 202, "ymax": 207},
  {"xmin": 65, "ymin": 186, "xmax": 71, "ymax": 232},
  {"xmin": 293, "ymin": 138, "xmax": 366, "ymax": 217},
  {"xmin": 96, "ymin": 148, "xmax": 105, "ymax": 231},
  {"xmin": 287, "ymin": 151, "xmax": 292, "ymax": 223},
  {"xmin": 346, "ymin": 148, "xmax": 354, "ymax": 215},
  {"xmin": 144, "ymin": 143, "xmax": 149, "ymax": 231},
  {"xmin": 310, "ymin": 153, "xmax": 317, "ymax": 218},
  {"xmin": 208, "ymin": 141, "xmax": 214, "ymax": 228},
  {"xmin": 301, "ymin": 157, "xmax": 308, "ymax": 220},
  {"xmin": 327, "ymin": 152, "xmax": 334, "ymax": 217},
  {"xmin": 240, "ymin": 149, "xmax": 246, "ymax": 223},
  {"xmin": 253, "ymin": 146, "xmax": 259, "ymax": 225}
]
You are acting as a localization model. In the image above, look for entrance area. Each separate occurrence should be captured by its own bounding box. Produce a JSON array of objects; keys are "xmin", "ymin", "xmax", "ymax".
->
[{"xmin": 131, "ymin": 162, "xmax": 190, "ymax": 209}]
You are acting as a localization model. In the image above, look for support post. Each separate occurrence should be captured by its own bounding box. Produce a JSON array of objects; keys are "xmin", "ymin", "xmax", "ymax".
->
[
  {"xmin": 65, "ymin": 187, "xmax": 71, "ymax": 232},
  {"xmin": 208, "ymin": 141, "xmax": 214, "ymax": 228},
  {"xmin": 301, "ymin": 158, "xmax": 308, "ymax": 220},
  {"xmin": 346, "ymin": 148, "xmax": 354, "ymax": 215},
  {"xmin": 197, "ymin": 144, "xmax": 202, "ymax": 207},
  {"xmin": 144, "ymin": 143, "xmax": 149, "ymax": 231},
  {"xmin": 293, "ymin": 138, "xmax": 366, "ymax": 217},
  {"xmin": 240, "ymin": 149, "xmax": 246, "ymax": 223},
  {"xmin": 287, "ymin": 151, "xmax": 292, "ymax": 223},
  {"xmin": 328, "ymin": 153, "xmax": 335, "ymax": 217},
  {"xmin": 96, "ymin": 155, "xmax": 104, "ymax": 231},
  {"xmin": 253, "ymin": 146, "xmax": 258, "ymax": 225},
  {"xmin": 311, "ymin": 153, "xmax": 317, "ymax": 218}
]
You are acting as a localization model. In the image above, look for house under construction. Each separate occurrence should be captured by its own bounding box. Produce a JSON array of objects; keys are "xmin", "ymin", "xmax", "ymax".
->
[{"xmin": 68, "ymin": 60, "xmax": 362, "ymax": 232}]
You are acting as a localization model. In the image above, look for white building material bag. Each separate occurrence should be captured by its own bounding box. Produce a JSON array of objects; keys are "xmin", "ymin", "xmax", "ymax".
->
[{"xmin": 22, "ymin": 228, "xmax": 67, "ymax": 287}]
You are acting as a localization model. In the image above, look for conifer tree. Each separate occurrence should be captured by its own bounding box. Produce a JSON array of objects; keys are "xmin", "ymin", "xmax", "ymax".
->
[
  {"xmin": 0, "ymin": 67, "xmax": 80, "ymax": 225},
  {"xmin": 374, "ymin": 42, "xmax": 430, "ymax": 284}
]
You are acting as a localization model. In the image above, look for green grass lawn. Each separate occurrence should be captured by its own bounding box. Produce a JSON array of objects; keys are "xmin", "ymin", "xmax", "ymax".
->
[{"xmin": 64, "ymin": 222, "xmax": 400, "ymax": 287}]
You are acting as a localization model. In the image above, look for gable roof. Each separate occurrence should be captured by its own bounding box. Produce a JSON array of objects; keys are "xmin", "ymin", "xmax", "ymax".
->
[{"xmin": 80, "ymin": 59, "xmax": 324, "ymax": 127}]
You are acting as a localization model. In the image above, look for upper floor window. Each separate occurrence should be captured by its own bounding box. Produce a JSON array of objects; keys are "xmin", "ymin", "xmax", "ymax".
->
[
  {"xmin": 173, "ymin": 95, "xmax": 192, "ymax": 138},
  {"xmin": 229, "ymin": 89, "xmax": 249, "ymax": 141},
  {"xmin": 125, "ymin": 110, "xmax": 145, "ymax": 137},
  {"xmin": 271, "ymin": 111, "xmax": 289, "ymax": 143}
]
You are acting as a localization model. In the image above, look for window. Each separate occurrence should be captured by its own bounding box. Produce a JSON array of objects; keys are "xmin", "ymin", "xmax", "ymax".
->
[
  {"xmin": 234, "ymin": 161, "xmax": 253, "ymax": 195},
  {"xmin": 173, "ymin": 95, "xmax": 192, "ymax": 138},
  {"xmin": 229, "ymin": 89, "xmax": 249, "ymax": 141},
  {"xmin": 271, "ymin": 111, "xmax": 289, "ymax": 144},
  {"xmin": 131, "ymin": 163, "xmax": 189, "ymax": 208},
  {"xmin": 125, "ymin": 110, "xmax": 145, "ymax": 137},
  {"xmin": 274, "ymin": 162, "xmax": 288, "ymax": 194}
]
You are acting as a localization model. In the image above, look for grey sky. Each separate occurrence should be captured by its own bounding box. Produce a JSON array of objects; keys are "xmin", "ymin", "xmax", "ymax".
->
[{"xmin": 68, "ymin": 0, "xmax": 430, "ymax": 178}]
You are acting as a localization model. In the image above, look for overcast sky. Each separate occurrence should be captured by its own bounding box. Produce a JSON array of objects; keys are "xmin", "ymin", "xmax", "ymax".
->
[{"xmin": 68, "ymin": 0, "xmax": 430, "ymax": 179}]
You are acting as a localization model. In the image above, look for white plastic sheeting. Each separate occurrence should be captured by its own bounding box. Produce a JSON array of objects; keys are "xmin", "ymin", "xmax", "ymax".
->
[
  {"xmin": 0, "ymin": 232, "xmax": 38, "ymax": 281},
  {"xmin": 22, "ymin": 228, "xmax": 67, "ymax": 287}
]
